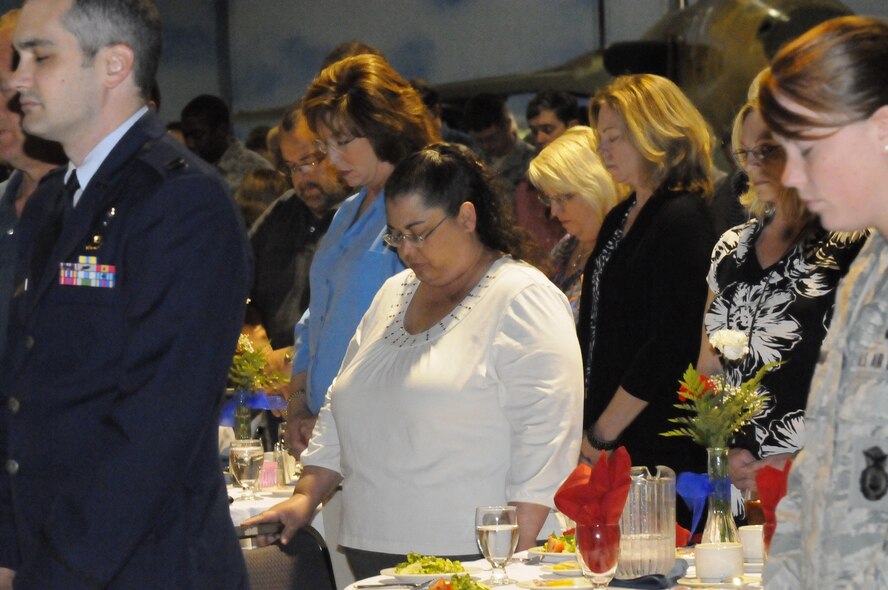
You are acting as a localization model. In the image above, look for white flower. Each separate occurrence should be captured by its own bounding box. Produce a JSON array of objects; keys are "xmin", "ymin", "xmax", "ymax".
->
[
  {"xmin": 709, "ymin": 329, "xmax": 749, "ymax": 361},
  {"xmin": 236, "ymin": 333, "xmax": 255, "ymax": 354}
]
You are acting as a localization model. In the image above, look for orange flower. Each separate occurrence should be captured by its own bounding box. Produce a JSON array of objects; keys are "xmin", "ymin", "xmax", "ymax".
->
[{"xmin": 678, "ymin": 374, "xmax": 715, "ymax": 401}]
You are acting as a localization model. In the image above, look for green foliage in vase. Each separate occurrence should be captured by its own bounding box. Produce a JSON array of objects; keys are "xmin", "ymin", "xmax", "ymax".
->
[
  {"xmin": 228, "ymin": 334, "xmax": 284, "ymax": 392},
  {"xmin": 661, "ymin": 362, "xmax": 780, "ymax": 449}
]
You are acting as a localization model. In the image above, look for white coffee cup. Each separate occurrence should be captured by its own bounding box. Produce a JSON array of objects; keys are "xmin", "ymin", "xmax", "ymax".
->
[
  {"xmin": 695, "ymin": 542, "xmax": 744, "ymax": 582},
  {"xmin": 739, "ymin": 524, "xmax": 764, "ymax": 562}
]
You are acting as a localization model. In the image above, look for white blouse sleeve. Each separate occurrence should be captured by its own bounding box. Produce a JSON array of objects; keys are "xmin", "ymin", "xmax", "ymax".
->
[{"xmin": 492, "ymin": 281, "xmax": 584, "ymax": 507}]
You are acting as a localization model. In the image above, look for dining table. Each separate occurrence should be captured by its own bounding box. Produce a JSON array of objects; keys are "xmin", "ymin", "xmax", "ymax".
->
[{"xmin": 344, "ymin": 549, "xmax": 765, "ymax": 589}]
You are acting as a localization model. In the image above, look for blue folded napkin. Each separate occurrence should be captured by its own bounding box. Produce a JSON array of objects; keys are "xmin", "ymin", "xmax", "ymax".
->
[
  {"xmin": 610, "ymin": 559, "xmax": 689, "ymax": 589},
  {"xmin": 219, "ymin": 391, "xmax": 287, "ymax": 426}
]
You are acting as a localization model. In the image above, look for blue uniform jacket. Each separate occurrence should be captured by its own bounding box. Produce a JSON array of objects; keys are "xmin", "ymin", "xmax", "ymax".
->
[{"xmin": 0, "ymin": 112, "xmax": 251, "ymax": 589}]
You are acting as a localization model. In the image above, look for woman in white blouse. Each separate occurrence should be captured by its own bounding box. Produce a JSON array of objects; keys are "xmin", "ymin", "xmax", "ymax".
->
[{"xmin": 245, "ymin": 143, "xmax": 583, "ymax": 579}]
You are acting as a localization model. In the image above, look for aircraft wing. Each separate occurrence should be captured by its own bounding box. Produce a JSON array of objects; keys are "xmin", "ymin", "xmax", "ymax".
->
[{"xmin": 435, "ymin": 51, "xmax": 610, "ymax": 101}]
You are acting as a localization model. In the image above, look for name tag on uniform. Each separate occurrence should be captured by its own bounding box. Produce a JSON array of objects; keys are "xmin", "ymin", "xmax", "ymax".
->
[{"xmin": 59, "ymin": 255, "xmax": 116, "ymax": 288}]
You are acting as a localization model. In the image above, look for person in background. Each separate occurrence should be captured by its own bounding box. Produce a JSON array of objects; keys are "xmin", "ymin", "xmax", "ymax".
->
[
  {"xmin": 265, "ymin": 125, "xmax": 281, "ymax": 166},
  {"xmin": 709, "ymin": 129, "xmax": 749, "ymax": 236},
  {"xmin": 410, "ymin": 77, "xmax": 476, "ymax": 150},
  {"xmin": 245, "ymin": 102, "xmax": 347, "ymax": 362},
  {"xmin": 245, "ymin": 124, "xmax": 273, "ymax": 163},
  {"xmin": 0, "ymin": 7, "xmax": 67, "ymax": 363},
  {"xmin": 755, "ymin": 16, "xmax": 888, "ymax": 588},
  {"xmin": 284, "ymin": 54, "xmax": 437, "ymax": 457},
  {"xmin": 698, "ymin": 75, "xmax": 867, "ymax": 507},
  {"xmin": 463, "ymin": 93, "xmax": 534, "ymax": 192},
  {"xmin": 464, "ymin": 93, "xmax": 561, "ymax": 256},
  {"xmin": 234, "ymin": 168, "xmax": 287, "ymax": 211},
  {"xmin": 578, "ymin": 74, "xmax": 715, "ymax": 527},
  {"xmin": 180, "ymin": 93, "xmax": 272, "ymax": 190},
  {"xmin": 0, "ymin": 0, "xmax": 251, "ymax": 588},
  {"xmin": 244, "ymin": 143, "xmax": 582, "ymax": 580},
  {"xmin": 526, "ymin": 90, "xmax": 580, "ymax": 150},
  {"xmin": 527, "ymin": 126, "xmax": 622, "ymax": 322}
]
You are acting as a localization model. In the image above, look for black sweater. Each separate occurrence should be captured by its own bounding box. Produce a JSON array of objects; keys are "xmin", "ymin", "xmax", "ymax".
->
[{"xmin": 578, "ymin": 185, "xmax": 716, "ymax": 479}]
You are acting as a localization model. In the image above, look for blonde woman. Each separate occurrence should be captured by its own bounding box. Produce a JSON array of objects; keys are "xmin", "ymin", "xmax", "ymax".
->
[
  {"xmin": 528, "ymin": 126, "xmax": 623, "ymax": 322},
  {"xmin": 697, "ymin": 76, "xmax": 867, "ymax": 498},
  {"xmin": 579, "ymin": 74, "xmax": 716, "ymax": 527}
]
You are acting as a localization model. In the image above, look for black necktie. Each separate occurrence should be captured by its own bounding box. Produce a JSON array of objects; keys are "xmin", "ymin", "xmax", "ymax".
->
[
  {"xmin": 64, "ymin": 170, "xmax": 80, "ymax": 205},
  {"xmin": 62, "ymin": 171, "xmax": 79, "ymax": 222}
]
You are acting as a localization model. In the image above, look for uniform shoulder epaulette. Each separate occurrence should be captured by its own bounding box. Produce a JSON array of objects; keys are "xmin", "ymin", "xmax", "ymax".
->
[{"xmin": 137, "ymin": 136, "xmax": 192, "ymax": 178}]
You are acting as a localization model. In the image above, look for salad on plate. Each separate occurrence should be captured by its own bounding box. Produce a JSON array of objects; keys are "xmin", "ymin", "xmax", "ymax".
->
[{"xmin": 394, "ymin": 553, "xmax": 466, "ymax": 574}]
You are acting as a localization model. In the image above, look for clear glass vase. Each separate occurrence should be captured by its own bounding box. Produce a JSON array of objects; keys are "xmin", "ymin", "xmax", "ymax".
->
[
  {"xmin": 234, "ymin": 389, "xmax": 252, "ymax": 440},
  {"xmin": 702, "ymin": 446, "xmax": 739, "ymax": 543}
]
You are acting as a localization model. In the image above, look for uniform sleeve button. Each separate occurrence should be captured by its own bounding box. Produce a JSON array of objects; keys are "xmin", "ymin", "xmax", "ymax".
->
[
  {"xmin": 7, "ymin": 397, "xmax": 20, "ymax": 414},
  {"xmin": 5, "ymin": 459, "xmax": 19, "ymax": 475}
]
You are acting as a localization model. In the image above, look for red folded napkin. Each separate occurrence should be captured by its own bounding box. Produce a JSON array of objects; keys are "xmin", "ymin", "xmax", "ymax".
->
[
  {"xmin": 555, "ymin": 447, "xmax": 632, "ymax": 525},
  {"xmin": 675, "ymin": 523, "xmax": 690, "ymax": 547},
  {"xmin": 756, "ymin": 459, "xmax": 793, "ymax": 549}
]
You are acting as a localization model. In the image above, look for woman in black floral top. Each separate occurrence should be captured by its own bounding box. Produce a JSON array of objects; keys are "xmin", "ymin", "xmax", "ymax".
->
[{"xmin": 697, "ymin": 79, "xmax": 867, "ymax": 506}]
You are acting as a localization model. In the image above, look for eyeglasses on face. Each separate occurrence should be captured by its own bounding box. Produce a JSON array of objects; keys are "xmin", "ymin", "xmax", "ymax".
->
[
  {"xmin": 537, "ymin": 192, "xmax": 575, "ymax": 208},
  {"xmin": 734, "ymin": 143, "xmax": 785, "ymax": 167},
  {"xmin": 277, "ymin": 154, "xmax": 325, "ymax": 177},
  {"xmin": 313, "ymin": 135, "xmax": 360, "ymax": 155},
  {"xmin": 382, "ymin": 215, "xmax": 449, "ymax": 248}
]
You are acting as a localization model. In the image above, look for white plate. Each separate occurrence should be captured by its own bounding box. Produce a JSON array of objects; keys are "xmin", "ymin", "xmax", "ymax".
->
[
  {"xmin": 528, "ymin": 546, "xmax": 577, "ymax": 560},
  {"xmin": 517, "ymin": 579, "xmax": 596, "ymax": 589},
  {"xmin": 676, "ymin": 547, "xmax": 695, "ymax": 565},
  {"xmin": 677, "ymin": 574, "xmax": 760, "ymax": 588},
  {"xmin": 540, "ymin": 562, "xmax": 581, "ymax": 576},
  {"xmin": 378, "ymin": 566, "xmax": 481, "ymax": 584}
]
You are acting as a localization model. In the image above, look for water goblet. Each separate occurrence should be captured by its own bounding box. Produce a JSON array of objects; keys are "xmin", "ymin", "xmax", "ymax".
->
[
  {"xmin": 575, "ymin": 522, "xmax": 621, "ymax": 588},
  {"xmin": 475, "ymin": 505, "xmax": 518, "ymax": 586},
  {"xmin": 229, "ymin": 439, "xmax": 264, "ymax": 500}
]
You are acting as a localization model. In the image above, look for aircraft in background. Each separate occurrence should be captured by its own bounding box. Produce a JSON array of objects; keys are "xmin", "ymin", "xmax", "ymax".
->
[{"xmin": 434, "ymin": 0, "xmax": 853, "ymax": 140}]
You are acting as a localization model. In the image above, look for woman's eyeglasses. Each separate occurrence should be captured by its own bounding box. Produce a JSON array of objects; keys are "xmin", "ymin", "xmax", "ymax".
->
[
  {"xmin": 382, "ymin": 216, "xmax": 449, "ymax": 248},
  {"xmin": 734, "ymin": 143, "xmax": 784, "ymax": 167},
  {"xmin": 313, "ymin": 135, "xmax": 360, "ymax": 155},
  {"xmin": 537, "ymin": 193, "xmax": 575, "ymax": 208}
]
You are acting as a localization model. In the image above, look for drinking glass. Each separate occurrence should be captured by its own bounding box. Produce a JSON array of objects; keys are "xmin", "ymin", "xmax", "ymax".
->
[
  {"xmin": 475, "ymin": 505, "xmax": 518, "ymax": 586},
  {"xmin": 742, "ymin": 488, "xmax": 765, "ymax": 525},
  {"xmin": 575, "ymin": 522, "xmax": 621, "ymax": 588},
  {"xmin": 229, "ymin": 439, "xmax": 264, "ymax": 500}
]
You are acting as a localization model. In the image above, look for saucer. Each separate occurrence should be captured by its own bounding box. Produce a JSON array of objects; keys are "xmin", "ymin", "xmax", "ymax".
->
[{"xmin": 678, "ymin": 574, "xmax": 759, "ymax": 588}]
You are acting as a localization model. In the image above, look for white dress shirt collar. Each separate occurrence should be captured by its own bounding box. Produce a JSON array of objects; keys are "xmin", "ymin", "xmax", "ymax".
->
[{"xmin": 66, "ymin": 106, "xmax": 149, "ymax": 207}]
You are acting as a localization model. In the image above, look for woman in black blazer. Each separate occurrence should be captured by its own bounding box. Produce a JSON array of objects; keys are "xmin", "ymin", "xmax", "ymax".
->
[{"xmin": 578, "ymin": 75, "xmax": 717, "ymax": 526}]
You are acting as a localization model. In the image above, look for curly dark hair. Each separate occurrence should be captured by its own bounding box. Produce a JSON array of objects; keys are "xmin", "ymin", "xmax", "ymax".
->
[{"xmin": 384, "ymin": 143, "xmax": 541, "ymax": 265}]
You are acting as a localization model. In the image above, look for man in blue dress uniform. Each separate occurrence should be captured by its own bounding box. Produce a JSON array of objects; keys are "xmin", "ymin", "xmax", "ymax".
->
[{"xmin": 0, "ymin": 1, "xmax": 251, "ymax": 588}]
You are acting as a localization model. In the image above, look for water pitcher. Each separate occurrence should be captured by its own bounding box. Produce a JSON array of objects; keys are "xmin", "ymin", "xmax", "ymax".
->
[{"xmin": 616, "ymin": 465, "xmax": 676, "ymax": 578}]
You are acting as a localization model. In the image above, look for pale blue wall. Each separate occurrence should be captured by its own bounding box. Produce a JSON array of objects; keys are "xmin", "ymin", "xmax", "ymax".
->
[{"xmin": 0, "ymin": 0, "xmax": 886, "ymax": 136}]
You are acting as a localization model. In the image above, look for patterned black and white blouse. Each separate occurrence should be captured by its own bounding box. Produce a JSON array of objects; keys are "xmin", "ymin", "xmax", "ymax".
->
[{"xmin": 706, "ymin": 219, "xmax": 867, "ymax": 460}]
